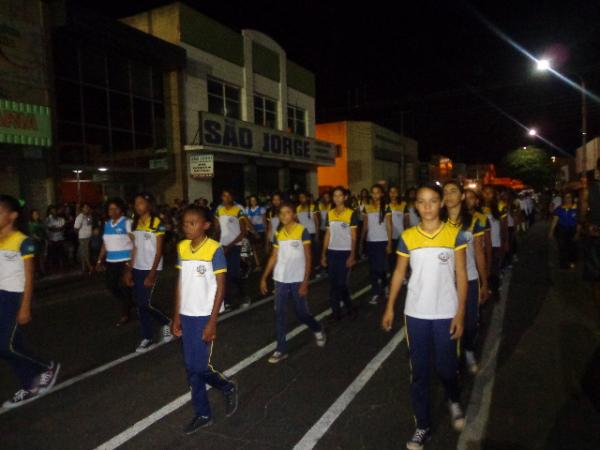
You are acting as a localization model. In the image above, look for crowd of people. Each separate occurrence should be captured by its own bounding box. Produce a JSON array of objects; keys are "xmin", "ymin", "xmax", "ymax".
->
[{"xmin": 1, "ymin": 180, "xmax": 539, "ymax": 446}]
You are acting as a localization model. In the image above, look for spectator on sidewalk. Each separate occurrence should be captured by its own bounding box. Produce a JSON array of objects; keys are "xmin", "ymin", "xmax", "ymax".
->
[
  {"xmin": 45, "ymin": 205, "xmax": 66, "ymax": 274},
  {"xmin": 548, "ymin": 192, "xmax": 579, "ymax": 269},
  {"xmin": 580, "ymin": 161, "xmax": 600, "ymax": 319},
  {"xmin": 28, "ymin": 209, "xmax": 46, "ymax": 277},
  {"xmin": 74, "ymin": 204, "xmax": 93, "ymax": 274}
]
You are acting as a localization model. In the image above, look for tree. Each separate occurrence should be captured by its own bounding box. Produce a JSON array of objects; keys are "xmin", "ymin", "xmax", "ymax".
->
[{"xmin": 503, "ymin": 146, "xmax": 556, "ymax": 189}]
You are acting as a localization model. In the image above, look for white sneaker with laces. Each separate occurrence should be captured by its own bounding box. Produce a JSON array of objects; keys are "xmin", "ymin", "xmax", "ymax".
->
[
  {"xmin": 315, "ymin": 331, "xmax": 327, "ymax": 347},
  {"xmin": 465, "ymin": 350, "xmax": 479, "ymax": 374},
  {"xmin": 267, "ymin": 351, "xmax": 288, "ymax": 364},
  {"xmin": 448, "ymin": 401, "xmax": 466, "ymax": 431},
  {"xmin": 241, "ymin": 297, "xmax": 252, "ymax": 308},
  {"xmin": 368, "ymin": 295, "xmax": 379, "ymax": 305},
  {"xmin": 136, "ymin": 339, "xmax": 153, "ymax": 353},
  {"xmin": 161, "ymin": 325, "xmax": 174, "ymax": 343}
]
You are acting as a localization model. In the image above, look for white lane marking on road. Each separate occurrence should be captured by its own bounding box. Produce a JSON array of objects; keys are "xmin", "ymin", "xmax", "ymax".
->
[
  {"xmin": 0, "ymin": 275, "xmax": 332, "ymax": 417},
  {"xmin": 293, "ymin": 326, "xmax": 405, "ymax": 450},
  {"xmin": 94, "ymin": 285, "xmax": 372, "ymax": 450},
  {"xmin": 457, "ymin": 271, "xmax": 511, "ymax": 450}
]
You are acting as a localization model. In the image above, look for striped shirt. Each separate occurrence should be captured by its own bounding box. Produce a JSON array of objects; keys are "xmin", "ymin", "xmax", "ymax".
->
[{"xmin": 103, "ymin": 216, "xmax": 133, "ymax": 262}]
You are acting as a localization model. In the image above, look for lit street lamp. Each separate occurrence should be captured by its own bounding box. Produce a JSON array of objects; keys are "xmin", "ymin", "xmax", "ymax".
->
[
  {"xmin": 73, "ymin": 170, "xmax": 83, "ymax": 204},
  {"xmin": 528, "ymin": 128, "xmax": 537, "ymax": 137}
]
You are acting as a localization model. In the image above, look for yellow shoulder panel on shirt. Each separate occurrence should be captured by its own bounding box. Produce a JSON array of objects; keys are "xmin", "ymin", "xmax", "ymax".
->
[
  {"xmin": 328, "ymin": 208, "xmax": 353, "ymax": 225},
  {"xmin": 178, "ymin": 238, "xmax": 221, "ymax": 261},
  {"xmin": 275, "ymin": 223, "xmax": 306, "ymax": 242},
  {"xmin": 389, "ymin": 202, "xmax": 406, "ymax": 212},
  {"xmin": 401, "ymin": 223, "xmax": 459, "ymax": 251},
  {"xmin": 0, "ymin": 231, "xmax": 27, "ymax": 252},
  {"xmin": 218, "ymin": 205, "xmax": 242, "ymax": 217}
]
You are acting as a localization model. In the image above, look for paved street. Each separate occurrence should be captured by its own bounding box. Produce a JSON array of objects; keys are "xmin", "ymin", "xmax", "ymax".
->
[{"xmin": 1, "ymin": 223, "xmax": 599, "ymax": 450}]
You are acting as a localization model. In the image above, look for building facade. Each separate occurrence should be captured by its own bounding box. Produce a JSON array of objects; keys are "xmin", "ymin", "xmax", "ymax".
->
[
  {"xmin": 0, "ymin": 0, "xmax": 53, "ymax": 212},
  {"xmin": 51, "ymin": 4, "xmax": 186, "ymax": 205},
  {"xmin": 122, "ymin": 3, "xmax": 335, "ymax": 203},
  {"xmin": 316, "ymin": 121, "xmax": 419, "ymax": 194}
]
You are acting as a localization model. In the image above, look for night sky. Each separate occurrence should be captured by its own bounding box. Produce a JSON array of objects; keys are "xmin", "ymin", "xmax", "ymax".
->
[{"xmin": 75, "ymin": 0, "xmax": 600, "ymax": 165}]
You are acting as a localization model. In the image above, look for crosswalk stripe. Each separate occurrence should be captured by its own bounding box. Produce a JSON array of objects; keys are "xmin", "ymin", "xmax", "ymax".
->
[
  {"xmin": 293, "ymin": 326, "xmax": 405, "ymax": 450},
  {"xmin": 95, "ymin": 285, "xmax": 372, "ymax": 450}
]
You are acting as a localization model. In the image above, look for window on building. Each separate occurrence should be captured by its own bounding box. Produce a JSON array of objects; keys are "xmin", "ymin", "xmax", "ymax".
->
[
  {"xmin": 54, "ymin": 38, "xmax": 168, "ymax": 167},
  {"xmin": 287, "ymin": 105, "xmax": 307, "ymax": 136},
  {"xmin": 207, "ymin": 77, "xmax": 241, "ymax": 119},
  {"xmin": 254, "ymin": 94, "xmax": 277, "ymax": 129}
]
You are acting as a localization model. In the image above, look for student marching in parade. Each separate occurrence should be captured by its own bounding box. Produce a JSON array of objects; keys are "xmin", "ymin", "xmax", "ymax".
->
[
  {"xmin": 265, "ymin": 192, "xmax": 282, "ymax": 256},
  {"xmin": 214, "ymin": 190, "xmax": 250, "ymax": 310},
  {"xmin": 318, "ymin": 191, "xmax": 332, "ymax": 271},
  {"xmin": 481, "ymin": 185, "xmax": 508, "ymax": 293},
  {"xmin": 245, "ymin": 195, "xmax": 267, "ymax": 271},
  {"xmin": 361, "ymin": 184, "xmax": 393, "ymax": 305},
  {"xmin": 0, "ymin": 195, "xmax": 60, "ymax": 409},
  {"xmin": 127, "ymin": 192, "xmax": 173, "ymax": 353},
  {"xmin": 320, "ymin": 186, "xmax": 359, "ymax": 322},
  {"xmin": 443, "ymin": 181, "xmax": 489, "ymax": 374},
  {"xmin": 260, "ymin": 203, "xmax": 326, "ymax": 364},
  {"xmin": 405, "ymin": 187, "xmax": 421, "ymax": 228},
  {"xmin": 171, "ymin": 205, "xmax": 238, "ymax": 434},
  {"xmin": 382, "ymin": 184, "xmax": 468, "ymax": 450},
  {"xmin": 96, "ymin": 198, "xmax": 135, "ymax": 326},
  {"xmin": 297, "ymin": 191, "xmax": 321, "ymax": 275},
  {"xmin": 388, "ymin": 186, "xmax": 407, "ymax": 278},
  {"xmin": 548, "ymin": 191, "xmax": 579, "ymax": 269}
]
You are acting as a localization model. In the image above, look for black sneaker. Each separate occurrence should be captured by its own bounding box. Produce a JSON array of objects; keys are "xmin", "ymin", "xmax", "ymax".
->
[
  {"xmin": 406, "ymin": 427, "xmax": 430, "ymax": 450},
  {"xmin": 183, "ymin": 415, "xmax": 213, "ymax": 435},
  {"xmin": 223, "ymin": 381, "xmax": 239, "ymax": 417},
  {"xmin": 34, "ymin": 362, "xmax": 61, "ymax": 394},
  {"xmin": 2, "ymin": 389, "xmax": 37, "ymax": 409}
]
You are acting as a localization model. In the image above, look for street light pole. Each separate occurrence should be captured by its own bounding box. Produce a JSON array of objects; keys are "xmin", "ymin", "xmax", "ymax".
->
[{"xmin": 581, "ymin": 78, "xmax": 588, "ymax": 176}]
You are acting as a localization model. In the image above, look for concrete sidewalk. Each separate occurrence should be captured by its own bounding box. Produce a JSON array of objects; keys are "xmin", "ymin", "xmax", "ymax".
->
[{"xmin": 483, "ymin": 222, "xmax": 600, "ymax": 450}]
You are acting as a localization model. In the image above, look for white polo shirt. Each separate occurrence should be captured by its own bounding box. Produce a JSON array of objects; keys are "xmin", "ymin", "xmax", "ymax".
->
[
  {"xmin": 297, "ymin": 204, "xmax": 317, "ymax": 235},
  {"xmin": 397, "ymin": 223, "xmax": 467, "ymax": 319},
  {"xmin": 325, "ymin": 208, "xmax": 359, "ymax": 251},
  {"xmin": 215, "ymin": 205, "xmax": 246, "ymax": 247},
  {"xmin": 389, "ymin": 201, "xmax": 406, "ymax": 239},
  {"xmin": 176, "ymin": 237, "xmax": 227, "ymax": 316},
  {"xmin": 0, "ymin": 231, "xmax": 35, "ymax": 293},
  {"xmin": 133, "ymin": 216, "xmax": 166, "ymax": 271},
  {"xmin": 364, "ymin": 203, "xmax": 391, "ymax": 242},
  {"xmin": 273, "ymin": 223, "xmax": 311, "ymax": 283}
]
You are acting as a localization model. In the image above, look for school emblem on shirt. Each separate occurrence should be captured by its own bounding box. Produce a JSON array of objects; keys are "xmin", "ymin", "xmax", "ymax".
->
[
  {"xmin": 228, "ymin": 217, "xmax": 234, "ymax": 223},
  {"xmin": 341, "ymin": 223, "xmax": 348, "ymax": 229},
  {"xmin": 291, "ymin": 241, "xmax": 300, "ymax": 248},
  {"xmin": 438, "ymin": 251, "xmax": 451, "ymax": 264},
  {"xmin": 144, "ymin": 233, "xmax": 152, "ymax": 240},
  {"xmin": 3, "ymin": 252, "xmax": 18, "ymax": 261},
  {"xmin": 196, "ymin": 265, "xmax": 207, "ymax": 276}
]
